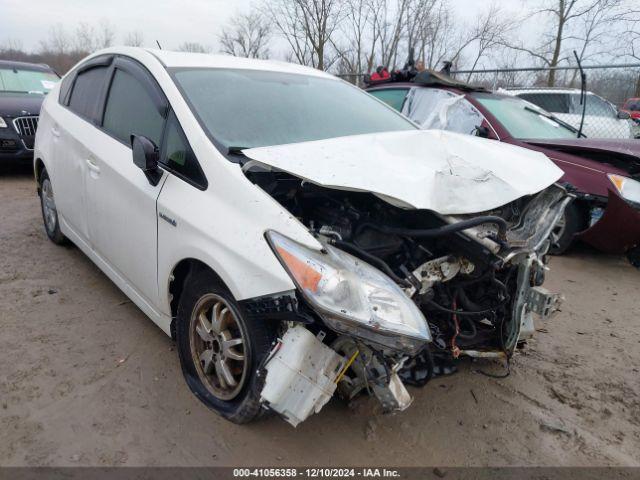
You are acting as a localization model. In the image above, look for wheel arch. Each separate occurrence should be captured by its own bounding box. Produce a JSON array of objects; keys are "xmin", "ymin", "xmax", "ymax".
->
[
  {"xmin": 34, "ymin": 157, "xmax": 46, "ymax": 191},
  {"xmin": 168, "ymin": 258, "xmax": 230, "ymax": 340}
]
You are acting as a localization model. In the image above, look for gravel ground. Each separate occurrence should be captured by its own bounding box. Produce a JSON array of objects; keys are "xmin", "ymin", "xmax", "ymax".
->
[{"xmin": 1, "ymin": 164, "xmax": 639, "ymax": 467}]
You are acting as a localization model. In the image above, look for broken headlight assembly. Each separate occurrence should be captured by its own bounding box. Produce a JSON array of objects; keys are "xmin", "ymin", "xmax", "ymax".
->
[{"xmin": 266, "ymin": 230, "xmax": 432, "ymax": 354}]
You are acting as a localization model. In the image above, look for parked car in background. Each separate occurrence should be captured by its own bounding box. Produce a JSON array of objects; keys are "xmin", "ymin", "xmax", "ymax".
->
[
  {"xmin": 506, "ymin": 88, "xmax": 637, "ymax": 139},
  {"xmin": 0, "ymin": 60, "xmax": 59, "ymax": 163},
  {"xmin": 622, "ymin": 97, "xmax": 640, "ymax": 121},
  {"xmin": 35, "ymin": 48, "xmax": 568, "ymax": 426},
  {"xmin": 366, "ymin": 71, "xmax": 640, "ymax": 265}
]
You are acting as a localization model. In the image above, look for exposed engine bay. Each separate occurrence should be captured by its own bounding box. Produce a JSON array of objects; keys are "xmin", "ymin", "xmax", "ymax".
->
[{"xmin": 244, "ymin": 168, "xmax": 570, "ymax": 427}]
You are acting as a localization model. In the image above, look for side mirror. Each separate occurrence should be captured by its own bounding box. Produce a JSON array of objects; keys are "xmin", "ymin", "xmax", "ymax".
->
[
  {"xmin": 618, "ymin": 110, "xmax": 631, "ymax": 120},
  {"xmin": 131, "ymin": 135, "xmax": 162, "ymax": 186},
  {"xmin": 475, "ymin": 125, "xmax": 490, "ymax": 138}
]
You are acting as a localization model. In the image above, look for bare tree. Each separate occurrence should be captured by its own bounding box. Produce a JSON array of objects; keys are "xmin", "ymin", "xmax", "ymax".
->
[
  {"xmin": 96, "ymin": 19, "xmax": 116, "ymax": 49},
  {"xmin": 571, "ymin": 0, "xmax": 624, "ymax": 63},
  {"xmin": 178, "ymin": 42, "xmax": 212, "ymax": 53},
  {"xmin": 415, "ymin": 0, "xmax": 469, "ymax": 70},
  {"xmin": 620, "ymin": 9, "xmax": 640, "ymax": 96},
  {"xmin": 219, "ymin": 10, "xmax": 271, "ymax": 58},
  {"xmin": 503, "ymin": 0, "xmax": 626, "ymax": 85},
  {"xmin": 70, "ymin": 20, "xmax": 116, "ymax": 53},
  {"xmin": 73, "ymin": 23, "xmax": 97, "ymax": 52},
  {"xmin": 123, "ymin": 31, "xmax": 145, "ymax": 47},
  {"xmin": 39, "ymin": 24, "xmax": 71, "ymax": 56},
  {"xmin": 462, "ymin": 4, "xmax": 517, "ymax": 79},
  {"xmin": 264, "ymin": 0, "xmax": 344, "ymax": 70},
  {"xmin": 375, "ymin": 0, "xmax": 410, "ymax": 69},
  {"xmin": 333, "ymin": 0, "xmax": 388, "ymax": 80}
]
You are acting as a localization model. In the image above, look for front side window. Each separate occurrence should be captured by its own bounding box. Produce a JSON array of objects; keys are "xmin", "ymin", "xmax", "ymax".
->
[
  {"xmin": 102, "ymin": 69, "xmax": 164, "ymax": 145},
  {"xmin": 474, "ymin": 94, "xmax": 577, "ymax": 140},
  {"xmin": 402, "ymin": 87, "xmax": 485, "ymax": 135},
  {"xmin": 172, "ymin": 68, "xmax": 415, "ymax": 150},
  {"xmin": 68, "ymin": 66, "xmax": 109, "ymax": 119},
  {"xmin": 0, "ymin": 68, "xmax": 58, "ymax": 94},
  {"xmin": 161, "ymin": 111, "xmax": 207, "ymax": 188},
  {"xmin": 581, "ymin": 94, "xmax": 616, "ymax": 118}
]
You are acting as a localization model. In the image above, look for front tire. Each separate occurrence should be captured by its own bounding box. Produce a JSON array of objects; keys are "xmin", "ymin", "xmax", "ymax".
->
[
  {"xmin": 549, "ymin": 201, "xmax": 587, "ymax": 255},
  {"xmin": 627, "ymin": 245, "xmax": 640, "ymax": 269},
  {"xmin": 175, "ymin": 268, "xmax": 276, "ymax": 424},
  {"xmin": 39, "ymin": 169, "xmax": 67, "ymax": 245}
]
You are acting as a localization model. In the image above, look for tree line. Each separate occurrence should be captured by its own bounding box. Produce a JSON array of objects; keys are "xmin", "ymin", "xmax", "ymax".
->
[{"xmin": 1, "ymin": 0, "xmax": 639, "ymax": 88}]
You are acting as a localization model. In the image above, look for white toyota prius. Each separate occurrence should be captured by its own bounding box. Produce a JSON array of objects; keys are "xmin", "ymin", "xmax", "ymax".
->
[{"xmin": 34, "ymin": 47, "xmax": 569, "ymax": 426}]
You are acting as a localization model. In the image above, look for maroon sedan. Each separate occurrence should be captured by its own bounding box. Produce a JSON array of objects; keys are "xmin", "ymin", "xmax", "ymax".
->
[{"xmin": 366, "ymin": 73, "xmax": 640, "ymax": 265}]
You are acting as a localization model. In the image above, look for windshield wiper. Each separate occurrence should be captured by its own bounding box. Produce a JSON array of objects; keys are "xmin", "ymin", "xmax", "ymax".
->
[
  {"xmin": 524, "ymin": 105, "xmax": 555, "ymax": 120},
  {"xmin": 523, "ymin": 106, "xmax": 584, "ymax": 136}
]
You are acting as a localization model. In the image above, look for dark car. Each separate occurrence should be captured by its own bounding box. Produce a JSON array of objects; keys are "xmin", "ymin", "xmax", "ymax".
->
[
  {"xmin": 0, "ymin": 60, "xmax": 59, "ymax": 163},
  {"xmin": 366, "ymin": 71, "xmax": 640, "ymax": 264}
]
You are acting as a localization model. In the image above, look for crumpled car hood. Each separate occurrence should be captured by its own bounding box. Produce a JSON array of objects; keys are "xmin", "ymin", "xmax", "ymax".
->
[{"xmin": 243, "ymin": 130, "xmax": 563, "ymax": 215}]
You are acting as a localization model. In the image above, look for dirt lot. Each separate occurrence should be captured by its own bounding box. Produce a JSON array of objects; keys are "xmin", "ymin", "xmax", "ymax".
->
[{"xmin": 1, "ymin": 164, "xmax": 639, "ymax": 467}]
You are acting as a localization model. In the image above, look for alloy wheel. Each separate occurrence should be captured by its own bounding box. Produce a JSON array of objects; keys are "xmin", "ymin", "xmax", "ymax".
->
[
  {"xmin": 189, "ymin": 293, "xmax": 248, "ymax": 401},
  {"xmin": 550, "ymin": 214, "xmax": 566, "ymax": 247},
  {"xmin": 41, "ymin": 178, "xmax": 58, "ymax": 234}
]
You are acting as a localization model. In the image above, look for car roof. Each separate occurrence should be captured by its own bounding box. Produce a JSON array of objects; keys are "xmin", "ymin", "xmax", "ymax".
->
[
  {"xmin": 506, "ymin": 87, "xmax": 589, "ymax": 95},
  {"xmin": 365, "ymin": 69, "xmax": 486, "ymax": 93},
  {"xmin": 0, "ymin": 59, "xmax": 54, "ymax": 72},
  {"xmin": 88, "ymin": 47, "xmax": 336, "ymax": 81}
]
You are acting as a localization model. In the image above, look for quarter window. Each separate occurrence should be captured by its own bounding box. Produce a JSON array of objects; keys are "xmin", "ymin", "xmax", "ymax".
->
[
  {"xmin": 161, "ymin": 111, "xmax": 207, "ymax": 188},
  {"xmin": 68, "ymin": 66, "xmax": 109, "ymax": 120},
  {"xmin": 102, "ymin": 69, "xmax": 164, "ymax": 146}
]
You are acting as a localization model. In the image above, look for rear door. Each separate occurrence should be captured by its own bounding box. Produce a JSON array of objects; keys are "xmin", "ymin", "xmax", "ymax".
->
[
  {"xmin": 53, "ymin": 57, "xmax": 112, "ymax": 244},
  {"xmin": 85, "ymin": 57, "xmax": 168, "ymax": 311}
]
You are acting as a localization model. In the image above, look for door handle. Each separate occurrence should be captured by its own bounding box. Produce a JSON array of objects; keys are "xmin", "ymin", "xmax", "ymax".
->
[
  {"xmin": 86, "ymin": 158, "xmax": 101, "ymax": 174},
  {"xmin": 51, "ymin": 126, "xmax": 60, "ymax": 138}
]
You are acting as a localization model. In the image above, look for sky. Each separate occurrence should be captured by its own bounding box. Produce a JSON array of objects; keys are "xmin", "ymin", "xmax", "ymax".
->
[{"xmin": 0, "ymin": 0, "xmax": 519, "ymax": 55}]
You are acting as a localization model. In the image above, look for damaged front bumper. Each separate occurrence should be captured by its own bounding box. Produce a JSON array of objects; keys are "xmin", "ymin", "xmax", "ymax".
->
[
  {"xmin": 577, "ymin": 190, "xmax": 640, "ymax": 254},
  {"xmin": 257, "ymin": 184, "xmax": 570, "ymax": 426}
]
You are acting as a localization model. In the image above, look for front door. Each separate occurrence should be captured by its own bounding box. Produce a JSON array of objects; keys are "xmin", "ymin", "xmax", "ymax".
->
[{"xmin": 85, "ymin": 58, "xmax": 168, "ymax": 310}]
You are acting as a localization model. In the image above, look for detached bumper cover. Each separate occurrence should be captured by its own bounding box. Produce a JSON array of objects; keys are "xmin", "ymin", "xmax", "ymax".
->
[{"xmin": 577, "ymin": 190, "xmax": 640, "ymax": 254}]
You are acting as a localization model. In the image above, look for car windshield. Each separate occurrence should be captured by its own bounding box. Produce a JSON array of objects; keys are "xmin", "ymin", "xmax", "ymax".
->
[
  {"xmin": 518, "ymin": 92, "xmax": 615, "ymax": 118},
  {"xmin": 172, "ymin": 68, "xmax": 415, "ymax": 150},
  {"xmin": 0, "ymin": 68, "xmax": 59, "ymax": 94},
  {"xmin": 474, "ymin": 94, "xmax": 577, "ymax": 140}
]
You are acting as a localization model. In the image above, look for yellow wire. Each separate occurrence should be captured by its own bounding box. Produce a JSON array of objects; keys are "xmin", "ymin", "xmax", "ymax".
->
[{"xmin": 334, "ymin": 350, "xmax": 360, "ymax": 384}]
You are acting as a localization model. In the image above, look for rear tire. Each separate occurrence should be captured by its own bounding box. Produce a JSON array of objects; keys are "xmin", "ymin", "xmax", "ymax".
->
[
  {"xmin": 627, "ymin": 245, "xmax": 640, "ymax": 269},
  {"xmin": 549, "ymin": 201, "xmax": 587, "ymax": 255},
  {"xmin": 175, "ymin": 267, "xmax": 276, "ymax": 424},
  {"xmin": 39, "ymin": 169, "xmax": 67, "ymax": 245}
]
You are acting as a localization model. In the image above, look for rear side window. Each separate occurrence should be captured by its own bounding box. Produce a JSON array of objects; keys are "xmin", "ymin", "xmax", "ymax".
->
[
  {"xmin": 102, "ymin": 69, "xmax": 164, "ymax": 146},
  {"xmin": 161, "ymin": 111, "xmax": 207, "ymax": 189},
  {"xmin": 401, "ymin": 88, "xmax": 486, "ymax": 135},
  {"xmin": 369, "ymin": 88, "xmax": 409, "ymax": 111},
  {"xmin": 68, "ymin": 66, "xmax": 109, "ymax": 120}
]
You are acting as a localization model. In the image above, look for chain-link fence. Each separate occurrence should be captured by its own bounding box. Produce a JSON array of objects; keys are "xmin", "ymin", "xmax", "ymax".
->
[{"xmin": 450, "ymin": 64, "xmax": 640, "ymax": 139}]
